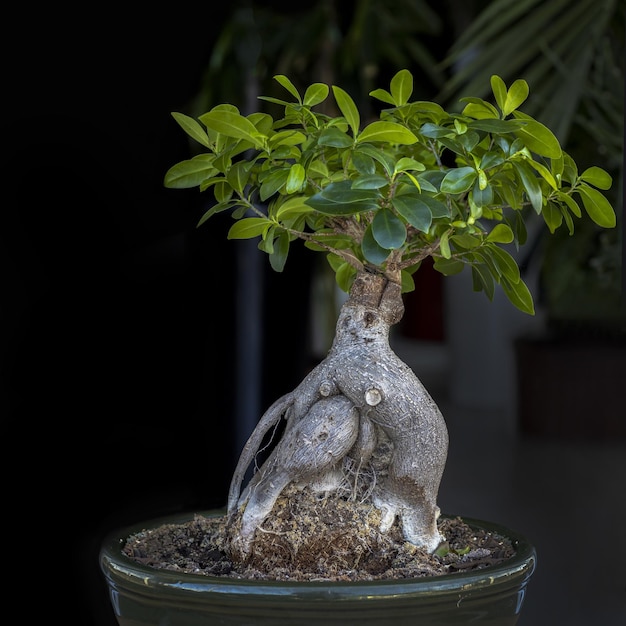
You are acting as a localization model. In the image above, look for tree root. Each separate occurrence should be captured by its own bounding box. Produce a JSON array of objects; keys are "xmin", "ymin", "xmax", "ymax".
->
[{"xmin": 227, "ymin": 272, "xmax": 449, "ymax": 557}]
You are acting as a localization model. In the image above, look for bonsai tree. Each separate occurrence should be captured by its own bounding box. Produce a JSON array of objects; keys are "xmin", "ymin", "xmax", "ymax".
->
[{"xmin": 164, "ymin": 70, "xmax": 615, "ymax": 561}]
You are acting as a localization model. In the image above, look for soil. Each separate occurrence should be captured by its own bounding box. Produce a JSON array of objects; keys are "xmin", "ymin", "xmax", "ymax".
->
[{"xmin": 123, "ymin": 486, "xmax": 516, "ymax": 582}]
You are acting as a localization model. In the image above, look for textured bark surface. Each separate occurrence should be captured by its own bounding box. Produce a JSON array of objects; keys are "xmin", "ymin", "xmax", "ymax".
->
[{"xmin": 227, "ymin": 270, "xmax": 449, "ymax": 561}]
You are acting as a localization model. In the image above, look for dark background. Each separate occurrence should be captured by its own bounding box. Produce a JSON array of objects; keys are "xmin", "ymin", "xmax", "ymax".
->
[{"xmin": 1, "ymin": 7, "xmax": 317, "ymax": 624}]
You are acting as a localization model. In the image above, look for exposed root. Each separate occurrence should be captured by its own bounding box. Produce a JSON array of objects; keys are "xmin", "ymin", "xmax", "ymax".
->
[
  {"xmin": 228, "ymin": 270, "xmax": 449, "ymax": 556},
  {"xmin": 335, "ymin": 429, "xmax": 392, "ymax": 503},
  {"xmin": 227, "ymin": 484, "xmax": 404, "ymax": 576}
]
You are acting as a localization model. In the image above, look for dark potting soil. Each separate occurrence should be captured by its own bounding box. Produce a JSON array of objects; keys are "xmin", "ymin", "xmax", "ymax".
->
[{"xmin": 123, "ymin": 487, "xmax": 516, "ymax": 582}]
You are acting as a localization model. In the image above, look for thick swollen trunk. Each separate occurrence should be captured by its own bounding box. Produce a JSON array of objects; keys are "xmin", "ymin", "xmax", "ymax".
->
[{"xmin": 227, "ymin": 271, "xmax": 449, "ymax": 557}]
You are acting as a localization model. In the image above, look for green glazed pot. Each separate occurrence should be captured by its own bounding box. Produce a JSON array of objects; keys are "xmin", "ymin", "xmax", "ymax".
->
[{"xmin": 100, "ymin": 510, "xmax": 536, "ymax": 626}]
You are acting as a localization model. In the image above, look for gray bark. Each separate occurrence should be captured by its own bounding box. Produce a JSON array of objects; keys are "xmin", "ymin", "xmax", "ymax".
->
[{"xmin": 227, "ymin": 271, "xmax": 449, "ymax": 555}]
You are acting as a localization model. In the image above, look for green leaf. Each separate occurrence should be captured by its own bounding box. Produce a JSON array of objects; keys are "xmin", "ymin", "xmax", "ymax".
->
[
  {"xmin": 525, "ymin": 157, "xmax": 558, "ymax": 191},
  {"xmin": 440, "ymin": 167, "xmax": 477, "ymax": 194},
  {"xmin": 471, "ymin": 264, "xmax": 495, "ymax": 301},
  {"xmin": 472, "ymin": 247, "xmax": 503, "ymax": 283},
  {"xmin": 273, "ymin": 75, "xmax": 301, "ymax": 102},
  {"xmin": 398, "ymin": 170, "xmax": 421, "ymax": 192},
  {"xmin": 285, "ymin": 163, "xmax": 305, "ymax": 194},
  {"xmin": 164, "ymin": 154, "xmax": 216, "ymax": 189},
  {"xmin": 355, "ymin": 144, "xmax": 396, "ymax": 176},
  {"xmin": 512, "ymin": 111, "xmax": 562, "ymax": 158},
  {"xmin": 257, "ymin": 225, "xmax": 275, "ymax": 254},
  {"xmin": 260, "ymin": 169, "xmax": 290, "ymax": 201},
  {"xmin": 552, "ymin": 151, "xmax": 565, "ymax": 182},
  {"xmin": 468, "ymin": 118, "xmax": 525, "ymax": 133},
  {"xmin": 248, "ymin": 112, "xmax": 273, "ymax": 135},
  {"xmin": 275, "ymin": 196, "xmax": 314, "ymax": 220},
  {"xmin": 454, "ymin": 118, "xmax": 467, "ymax": 134},
  {"xmin": 269, "ymin": 146, "xmax": 296, "ymax": 161},
  {"xmin": 561, "ymin": 205, "xmax": 574, "ymax": 236},
  {"xmin": 501, "ymin": 276, "xmax": 535, "ymax": 315},
  {"xmin": 434, "ymin": 543, "xmax": 450, "ymax": 558},
  {"xmin": 326, "ymin": 253, "xmax": 346, "ymax": 272},
  {"xmin": 561, "ymin": 153, "xmax": 579, "ymax": 185},
  {"xmin": 372, "ymin": 209, "xmax": 407, "ymax": 249},
  {"xmin": 305, "ymin": 161, "xmax": 328, "ymax": 182},
  {"xmin": 541, "ymin": 201, "xmax": 563, "ymax": 234},
  {"xmin": 400, "ymin": 269, "xmax": 416, "ymax": 293},
  {"xmin": 305, "ymin": 181, "xmax": 380, "ymax": 215},
  {"xmin": 489, "ymin": 245, "xmax": 521, "ymax": 283},
  {"xmin": 331, "ymin": 258, "xmax": 357, "ymax": 293},
  {"xmin": 503, "ymin": 79, "xmax": 529, "ymax": 116},
  {"xmin": 357, "ymin": 121, "xmax": 418, "ymax": 145},
  {"xmin": 555, "ymin": 191, "xmax": 582, "ymax": 218},
  {"xmin": 213, "ymin": 180, "xmax": 234, "ymax": 204},
  {"xmin": 438, "ymin": 136, "xmax": 470, "ymax": 157},
  {"xmin": 577, "ymin": 185, "xmax": 616, "ymax": 228},
  {"xmin": 498, "ymin": 176, "xmax": 523, "ymax": 210},
  {"xmin": 579, "ymin": 166, "xmax": 612, "ymax": 190},
  {"xmin": 471, "ymin": 179, "xmax": 494, "ymax": 207},
  {"xmin": 439, "ymin": 231, "xmax": 451, "ymax": 259},
  {"xmin": 362, "ymin": 225, "xmax": 390, "ymax": 265},
  {"xmin": 352, "ymin": 174, "xmax": 389, "ymax": 190},
  {"xmin": 461, "ymin": 100, "xmax": 500, "ymax": 119},
  {"xmin": 199, "ymin": 110, "xmax": 263, "ymax": 146},
  {"xmin": 258, "ymin": 96, "xmax": 291, "ymax": 108},
  {"xmin": 420, "ymin": 122, "xmax": 456, "ymax": 139},
  {"xmin": 486, "ymin": 223, "xmax": 514, "ymax": 243},
  {"xmin": 318, "ymin": 127, "xmax": 353, "ymax": 148},
  {"xmin": 171, "ymin": 112, "xmax": 211, "ymax": 149},
  {"xmin": 480, "ymin": 152, "xmax": 505, "ymax": 170},
  {"xmin": 416, "ymin": 194, "xmax": 449, "ymax": 218},
  {"xmin": 433, "ymin": 257, "xmax": 464, "ymax": 275},
  {"xmin": 457, "ymin": 130, "xmax": 481, "ymax": 152},
  {"xmin": 225, "ymin": 161, "xmax": 250, "ymax": 194},
  {"xmin": 227, "ymin": 217, "xmax": 272, "ymax": 240},
  {"xmin": 352, "ymin": 152, "xmax": 376, "ymax": 175},
  {"xmin": 490, "ymin": 75, "xmax": 507, "ymax": 113},
  {"xmin": 511, "ymin": 210, "xmax": 528, "ymax": 246},
  {"xmin": 268, "ymin": 129, "xmax": 307, "ymax": 149},
  {"xmin": 390, "ymin": 69, "xmax": 413, "ymax": 106},
  {"xmin": 392, "ymin": 195, "xmax": 432, "ymax": 232},
  {"xmin": 369, "ymin": 88, "xmax": 396, "ymax": 106},
  {"xmin": 411, "ymin": 101, "xmax": 447, "ymax": 119},
  {"xmin": 269, "ymin": 231, "xmax": 290, "ymax": 272},
  {"xmin": 332, "ymin": 85, "xmax": 360, "ymax": 136},
  {"xmin": 395, "ymin": 157, "xmax": 426, "ymax": 173},
  {"xmin": 450, "ymin": 233, "xmax": 482, "ymax": 249},
  {"xmin": 303, "ymin": 83, "xmax": 329, "ymax": 107},
  {"xmin": 512, "ymin": 161, "xmax": 543, "ymax": 213},
  {"xmin": 196, "ymin": 200, "xmax": 237, "ymax": 227},
  {"xmin": 414, "ymin": 176, "xmax": 438, "ymax": 194}
]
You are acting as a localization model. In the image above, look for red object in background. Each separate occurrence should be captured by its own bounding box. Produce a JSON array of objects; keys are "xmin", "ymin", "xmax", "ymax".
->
[{"xmin": 399, "ymin": 257, "xmax": 445, "ymax": 341}]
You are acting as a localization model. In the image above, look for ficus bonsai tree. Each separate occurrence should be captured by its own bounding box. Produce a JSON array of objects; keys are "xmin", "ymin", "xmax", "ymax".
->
[{"xmin": 164, "ymin": 70, "xmax": 615, "ymax": 560}]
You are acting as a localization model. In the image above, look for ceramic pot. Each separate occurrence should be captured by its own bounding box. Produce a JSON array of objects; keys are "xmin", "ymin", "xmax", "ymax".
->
[{"xmin": 100, "ymin": 510, "xmax": 536, "ymax": 626}]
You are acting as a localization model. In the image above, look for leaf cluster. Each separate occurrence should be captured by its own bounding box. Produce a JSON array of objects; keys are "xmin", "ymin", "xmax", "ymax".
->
[{"xmin": 164, "ymin": 70, "xmax": 615, "ymax": 315}]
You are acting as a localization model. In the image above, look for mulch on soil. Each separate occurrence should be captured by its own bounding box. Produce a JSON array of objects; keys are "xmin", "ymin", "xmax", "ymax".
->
[{"xmin": 124, "ymin": 487, "xmax": 515, "ymax": 582}]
